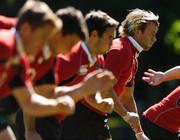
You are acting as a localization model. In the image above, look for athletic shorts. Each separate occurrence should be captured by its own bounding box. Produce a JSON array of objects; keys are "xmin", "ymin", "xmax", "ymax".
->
[
  {"xmin": 0, "ymin": 95, "xmax": 19, "ymax": 115},
  {"xmin": 16, "ymin": 109, "xmax": 62, "ymax": 140},
  {"xmin": 0, "ymin": 117, "xmax": 8, "ymax": 131},
  {"xmin": 0, "ymin": 95, "xmax": 19, "ymax": 131},
  {"xmin": 60, "ymin": 102, "xmax": 111, "ymax": 140}
]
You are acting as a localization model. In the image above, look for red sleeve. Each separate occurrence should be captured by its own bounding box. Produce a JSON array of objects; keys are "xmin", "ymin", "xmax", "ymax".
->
[
  {"xmin": 0, "ymin": 30, "xmax": 15, "ymax": 60},
  {"xmin": 54, "ymin": 55, "xmax": 66, "ymax": 84},
  {"xmin": 54, "ymin": 44, "xmax": 83, "ymax": 85},
  {"xmin": 0, "ymin": 15, "xmax": 16, "ymax": 29},
  {"xmin": 0, "ymin": 43, "xmax": 11, "ymax": 60},
  {"xmin": 54, "ymin": 54, "xmax": 77, "ymax": 85},
  {"xmin": 105, "ymin": 48, "xmax": 131, "ymax": 81}
]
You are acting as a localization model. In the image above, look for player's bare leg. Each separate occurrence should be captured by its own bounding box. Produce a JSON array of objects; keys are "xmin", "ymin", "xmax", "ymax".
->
[{"xmin": 0, "ymin": 126, "xmax": 16, "ymax": 140}]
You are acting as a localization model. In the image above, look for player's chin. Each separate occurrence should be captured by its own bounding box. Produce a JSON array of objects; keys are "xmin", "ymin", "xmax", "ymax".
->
[{"xmin": 144, "ymin": 46, "xmax": 152, "ymax": 51}]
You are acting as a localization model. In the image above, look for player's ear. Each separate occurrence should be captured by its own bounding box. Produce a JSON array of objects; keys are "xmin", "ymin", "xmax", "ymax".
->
[
  {"xmin": 134, "ymin": 29, "xmax": 142, "ymax": 36},
  {"xmin": 19, "ymin": 22, "xmax": 31, "ymax": 37},
  {"xmin": 133, "ymin": 29, "xmax": 142, "ymax": 41},
  {"xmin": 91, "ymin": 30, "xmax": 98, "ymax": 39}
]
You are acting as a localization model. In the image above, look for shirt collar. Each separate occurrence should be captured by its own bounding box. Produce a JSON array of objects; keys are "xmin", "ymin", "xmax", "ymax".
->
[
  {"xmin": 128, "ymin": 36, "xmax": 143, "ymax": 53},
  {"xmin": 13, "ymin": 28, "xmax": 25, "ymax": 57},
  {"xmin": 13, "ymin": 28, "xmax": 35, "ymax": 62},
  {"xmin": 81, "ymin": 41, "xmax": 96, "ymax": 66}
]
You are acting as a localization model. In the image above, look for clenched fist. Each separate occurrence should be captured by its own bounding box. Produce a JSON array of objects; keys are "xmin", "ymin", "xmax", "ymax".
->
[{"xmin": 83, "ymin": 69, "xmax": 117, "ymax": 94}]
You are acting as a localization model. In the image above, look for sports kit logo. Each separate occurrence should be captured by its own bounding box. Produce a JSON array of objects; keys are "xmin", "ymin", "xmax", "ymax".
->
[
  {"xmin": 79, "ymin": 65, "xmax": 88, "ymax": 75},
  {"xmin": 29, "ymin": 68, "xmax": 36, "ymax": 81}
]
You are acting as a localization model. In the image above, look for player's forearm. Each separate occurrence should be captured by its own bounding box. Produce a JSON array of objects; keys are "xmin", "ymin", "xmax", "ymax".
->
[
  {"xmin": 120, "ymin": 87, "xmax": 142, "ymax": 133},
  {"xmin": 55, "ymin": 82, "xmax": 88, "ymax": 102},
  {"xmin": 120, "ymin": 87, "xmax": 137, "ymax": 112},
  {"xmin": 84, "ymin": 93, "xmax": 114, "ymax": 113},
  {"xmin": 13, "ymin": 88, "xmax": 72, "ymax": 116},
  {"xmin": 34, "ymin": 83, "xmax": 85, "ymax": 102},
  {"xmin": 34, "ymin": 84, "xmax": 55, "ymax": 98},
  {"xmin": 129, "ymin": 94, "xmax": 138, "ymax": 113},
  {"xmin": 109, "ymin": 89, "xmax": 142, "ymax": 132},
  {"xmin": 109, "ymin": 89, "xmax": 127, "ymax": 116},
  {"xmin": 162, "ymin": 66, "xmax": 180, "ymax": 82},
  {"xmin": 128, "ymin": 96, "xmax": 142, "ymax": 133},
  {"xmin": 22, "ymin": 94, "xmax": 65, "ymax": 116}
]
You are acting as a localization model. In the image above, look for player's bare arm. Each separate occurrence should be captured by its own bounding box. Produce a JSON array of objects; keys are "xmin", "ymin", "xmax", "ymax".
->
[
  {"xmin": 54, "ymin": 69, "xmax": 116, "ymax": 102},
  {"xmin": 84, "ymin": 92, "xmax": 114, "ymax": 114},
  {"xmin": 12, "ymin": 85, "xmax": 75, "ymax": 117},
  {"xmin": 143, "ymin": 66, "xmax": 180, "ymax": 86}
]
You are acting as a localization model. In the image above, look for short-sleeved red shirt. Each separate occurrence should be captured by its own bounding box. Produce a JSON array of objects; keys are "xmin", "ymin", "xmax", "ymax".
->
[
  {"xmin": 54, "ymin": 42, "xmax": 89, "ymax": 85},
  {"xmin": 30, "ymin": 47, "xmax": 54, "ymax": 84},
  {"xmin": 54, "ymin": 41, "xmax": 106, "ymax": 120},
  {"xmin": 55, "ymin": 41, "xmax": 104, "ymax": 87},
  {"xmin": 0, "ymin": 15, "xmax": 55, "ymax": 91},
  {"xmin": 105, "ymin": 37, "xmax": 138, "ymax": 96},
  {"xmin": 0, "ymin": 29, "xmax": 32, "ymax": 98},
  {"xmin": 143, "ymin": 86, "xmax": 180, "ymax": 133},
  {"xmin": 0, "ymin": 15, "xmax": 16, "ymax": 29}
]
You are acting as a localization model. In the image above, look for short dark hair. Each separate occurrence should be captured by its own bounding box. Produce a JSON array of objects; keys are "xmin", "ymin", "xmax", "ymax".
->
[
  {"xmin": 56, "ymin": 6, "xmax": 88, "ymax": 41},
  {"xmin": 85, "ymin": 10, "xmax": 118, "ymax": 37},
  {"xmin": 16, "ymin": 0, "xmax": 61, "ymax": 30}
]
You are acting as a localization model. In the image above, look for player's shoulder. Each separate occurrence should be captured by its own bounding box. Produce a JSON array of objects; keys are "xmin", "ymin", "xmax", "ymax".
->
[
  {"xmin": 0, "ymin": 15, "xmax": 16, "ymax": 29},
  {"xmin": 68, "ymin": 41, "xmax": 84, "ymax": 61},
  {"xmin": 0, "ymin": 29, "xmax": 14, "ymax": 44},
  {"xmin": 71, "ymin": 41, "xmax": 82, "ymax": 53},
  {"xmin": 57, "ymin": 41, "xmax": 82, "ymax": 61},
  {"xmin": 0, "ymin": 29, "xmax": 15, "ymax": 60},
  {"xmin": 109, "ymin": 37, "xmax": 132, "ymax": 57}
]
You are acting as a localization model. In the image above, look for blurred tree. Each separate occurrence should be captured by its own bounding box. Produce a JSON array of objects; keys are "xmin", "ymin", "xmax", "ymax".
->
[{"xmin": 165, "ymin": 19, "xmax": 180, "ymax": 54}]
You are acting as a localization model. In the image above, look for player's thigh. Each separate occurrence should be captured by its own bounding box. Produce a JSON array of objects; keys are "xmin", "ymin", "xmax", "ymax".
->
[{"xmin": 0, "ymin": 126, "xmax": 16, "ymax": 140}]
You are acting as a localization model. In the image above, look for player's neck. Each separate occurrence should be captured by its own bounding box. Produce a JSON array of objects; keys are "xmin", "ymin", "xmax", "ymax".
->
[{"xmin": 86, "ymin": 41, "xmax": 96, "ymax": 58}]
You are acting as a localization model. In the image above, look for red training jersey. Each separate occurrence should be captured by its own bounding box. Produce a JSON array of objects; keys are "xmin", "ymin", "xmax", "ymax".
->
[
  {"xmin": 0, "ymin": 15, "xmax": 16, "ymax": 29},
  {"xmin": 143, "ymin": 86, "xmax": 180, "ymax": 133},
  {"xmin": 54, "ymin": 41, "xmax": 106, "ymax": 120},
  {"xmin": 30, "ymin": 46, "xmax": 54, "ymax": 83},
  {"xmin": 0, "ymin": 29, "xmax": 32, "ymax": 98},
  {"xmin": 105, "ymin": 37, "xmax": 138, "ymax": 96}
]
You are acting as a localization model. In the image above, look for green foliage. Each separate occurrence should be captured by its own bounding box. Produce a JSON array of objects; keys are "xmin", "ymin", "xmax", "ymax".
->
[
  {"xmin": 108, "ymin": 117, "xmax": 125, "ymax": 128},
  {"xmin": 165, "ymin": 19, "xmax": 180, "ymax": 54},
  {"xmin": 108, "ymin": 115, "xmax": 136, "ymax": 139}
]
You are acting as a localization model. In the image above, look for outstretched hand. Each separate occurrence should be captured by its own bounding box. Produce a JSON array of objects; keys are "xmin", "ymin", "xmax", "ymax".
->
[{"xmin": 142, "ymin": 69, "xmax": 164, "ymax": 86}]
